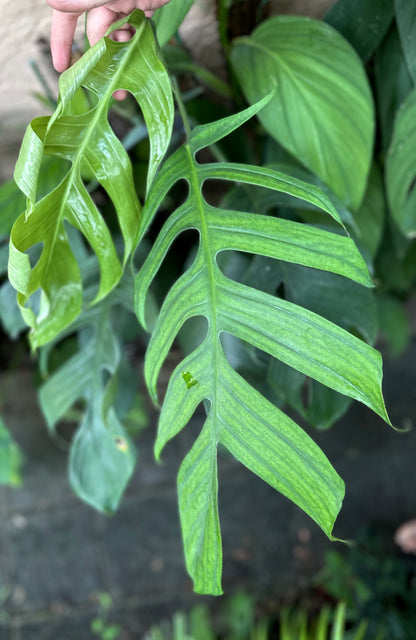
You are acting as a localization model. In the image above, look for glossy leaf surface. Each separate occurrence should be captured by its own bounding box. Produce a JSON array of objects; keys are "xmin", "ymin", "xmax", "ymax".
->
[
  {"xmin": 136, "ymin": 101, "xmax": 389, "ymax": 594},
  {"xmin": 9, "ymin": 11, "xmax": 174, "ymax": 348},
  {"xmin": 230, "ymin": 16, "xmax": 374, "ymax": 210}
]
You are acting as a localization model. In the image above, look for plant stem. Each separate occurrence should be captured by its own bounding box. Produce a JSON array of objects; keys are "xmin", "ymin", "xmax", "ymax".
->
[{"xmin": 172, "ymin": 77, "xmax": 192, "ymax": 139}]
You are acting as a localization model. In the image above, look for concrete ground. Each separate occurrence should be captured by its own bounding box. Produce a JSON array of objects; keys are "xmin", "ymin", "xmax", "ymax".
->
[{"xmin": 0, "ymin": 334, "xmax": 416, "ymax": 639}]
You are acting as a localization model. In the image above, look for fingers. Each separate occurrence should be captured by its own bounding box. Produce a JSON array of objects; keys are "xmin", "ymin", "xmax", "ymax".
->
[
  {"xmin": 48, "ymin": 0, "xmax": 171, "ymax": 74},
  {"xmin": 86, "ymin": 6, "xmax": 133, "ymax": 46},
  {"xmin": 47, "ymin": 0, "xmax": 168, "ymax": 14},
  {"xmin": 51, "ymin": 9, "xmax": 80, "ymax": 71}
]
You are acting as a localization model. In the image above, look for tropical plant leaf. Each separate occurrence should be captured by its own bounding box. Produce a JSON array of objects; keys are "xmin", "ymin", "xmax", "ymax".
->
[
  {"xmin": 242, "ymin": 256, "xmax": 378, "ymax": 430},
  {"xmin": 8, "ymin": 11, "xmax": 174, "ymax": 349},
  {"xmin": 324, "ymin": 0, "xmax": 394, "ymax": 62},
  {"xmin": 385, "ymin": 87, "xmax": 416, "ymax": 236},
  {"xmin": 395, "ymin": 0, "xmax": 416, "ymax": 84},
  {"xmin": 0, "ymin": 418, "xmax": 23, "ymax": 487},
  {"xmin": 352, "ymin": 164, "xmax": 386, "ymax": 263},
  {"xmin": 374, "ymin": 23, "xmax": 413, "ymax": 153},
  {"xmin": 376, "ymin": 293, "xmax": 411, "ymax": 357},
  {"xmin": 135, "ymin": 99, "xmax": 389, "ymax": 594},
  {"xmin": 230, "ymin": 16, "xmax": 374, "ymax": 210},
  {"xmin": 39, "ymin": 272, "xmax": 139, "ymax": 513},
  {"xmin": 153, "ymin": 0, "xmax": 195, "ymax": 47}
]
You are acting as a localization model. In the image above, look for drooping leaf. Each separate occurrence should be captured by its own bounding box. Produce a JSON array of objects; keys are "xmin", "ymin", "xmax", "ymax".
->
[
  {"xmin": 385, "ymin": 87, "xmax": 416, "ymax": 236},
  {"xmin": 135, "ymin": 99, "xmax": 389, "ymax": 594},
  {"xmin": 325, "ymin": 0, "xmax": 394, "ymax": 62},
  {"xmin": 9, "ymin": 11, "xmax": 174, "ymax": 348},
  {"xmin": 395, "ymin": 0, "xmax": 416, "ymax": 84},
  {"xmin": 39, "ymin": 272, "xmax": 139, "ymax": 513},
  {"xmin": 0, "ymin": 418, "xmax": 23, "ymax": 487},
  {"xmin": 230, "ymin": 16, "xmax": 374, "ymax": 210}
]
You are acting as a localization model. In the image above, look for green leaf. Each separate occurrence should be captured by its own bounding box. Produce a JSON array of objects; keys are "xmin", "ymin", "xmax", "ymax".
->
[
  {"xmin": 0, "ymin": 281, "xmax": 27, "ymax": 339},
  {"xmin": 0, "ymin": 181, "xmax": 26, "ymax": 237},
  {"xmin": 261, "ymin": 260, "xmax": 378, "ymax": 430},
  {"xmin": 39, "ymin": 277, "xmax": 138, "ymax": 513},
  {"xmin": 395, "ymin": 0, "xmax": 416, "ymax": 84},
  {"xmin": 9, "ymin": 11, "xmax": 174, "ymax": 348},
  {"xmin": 376, "ymin": 293, "xmax": 411, "ymax": 357},
  {"xmin": 352, "ymin": 164, "xmax": 386, "ymax": 263},
  {"xmin": 70, "ymin": 406, "xmax": 135, "ymax": 514},
  {"xmin": 136, "ymin": 102, "xmax": 389, "ymax": 594},
  {"xmin": 374, "ymin": 23, "xmax": 413, "ymax": 153},
  {"xmin": 0, "ymin": 418, "xmax": 23, "ymax": 487},
  {"xmin": 230, "ymin": 16, "xmax": 374, "ymax": 210},
  {"xmin": 325, "ymin": 0, "xmax": 394, "ymax": 62},
  {"xmin": 153, "ymin": 0, "xmax": 195, "ymax": 47},
  {"xmin": 385, "ymin": 87, "xmax": 416, "ymax": 236}
]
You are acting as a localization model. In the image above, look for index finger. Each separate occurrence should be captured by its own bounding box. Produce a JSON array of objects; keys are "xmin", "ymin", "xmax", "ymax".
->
[{"xmin": 50, "ymin": 9, "xmax": 80, "ymax": 72}]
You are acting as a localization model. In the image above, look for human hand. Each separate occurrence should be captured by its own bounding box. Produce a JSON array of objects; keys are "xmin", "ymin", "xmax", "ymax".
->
[{"xmin": 47, "ymin": 0, "xmax": 170, "ymax": 73}]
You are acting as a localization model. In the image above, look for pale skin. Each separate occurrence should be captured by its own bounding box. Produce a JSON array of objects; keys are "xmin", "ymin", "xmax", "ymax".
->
[{"xmin": 47, "ymin": 0, "xmax": 170, "ymax": 73}]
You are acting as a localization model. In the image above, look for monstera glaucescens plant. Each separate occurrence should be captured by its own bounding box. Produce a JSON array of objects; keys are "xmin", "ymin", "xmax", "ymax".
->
[{"xmin": 8, "ymin": 0, "xmax": 405, "ymax": 595}]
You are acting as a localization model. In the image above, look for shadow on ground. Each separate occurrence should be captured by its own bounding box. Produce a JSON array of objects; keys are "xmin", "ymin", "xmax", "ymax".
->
[{"xmin": 1, "ymin": 338, "xmax": 416, "ymax": 639}]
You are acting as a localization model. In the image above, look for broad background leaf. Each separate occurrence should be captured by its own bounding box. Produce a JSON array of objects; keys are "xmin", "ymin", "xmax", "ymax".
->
[
  {"xmin": 230, "ymin": 16, "xmax": 374, "ymax": 210},
  {"xmin": 325, "ymin": 0, "xmax": 394, "ymax": 61},
  {"xmin": 395, "ymin": 0, "xmax": 416, "ymax": 84},
  {"xmin": 374, "ymin": 24, "xmax": 413, "ymax": 153},
  {"xmin": 386, "ymin": 87, "xmax": 416, "ymax": 236}
]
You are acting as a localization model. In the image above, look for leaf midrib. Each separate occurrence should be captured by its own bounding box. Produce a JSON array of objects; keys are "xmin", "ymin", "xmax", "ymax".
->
[
  {"xmin": 43, "ymin": 21, "xmax": 146, "ymax": 281},
  {"xmin": 185, "ymin": 144, "xmax": 220, "ymax": 433}
]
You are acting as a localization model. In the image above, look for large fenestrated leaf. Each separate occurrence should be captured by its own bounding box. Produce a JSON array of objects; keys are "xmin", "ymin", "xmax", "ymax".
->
[
  {"xmin": 230, "ymin": 16, "xmax": 374, "ymax": 210},
  {"xmin": 8, "ymin": 11, "xmax": 174, "ymax": 348},
  {"xmin": 135, "ymin": 99, "xmax": 390, "ymax": 594},
  {"xmin": 385, "ymin": 87, "xmax": 416, "ymax": 236}
]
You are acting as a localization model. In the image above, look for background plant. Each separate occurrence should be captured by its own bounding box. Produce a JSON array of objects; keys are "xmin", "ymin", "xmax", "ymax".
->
[{"xmin": 2, "ymin": 0, "xmax": 415, "ymax": 596}]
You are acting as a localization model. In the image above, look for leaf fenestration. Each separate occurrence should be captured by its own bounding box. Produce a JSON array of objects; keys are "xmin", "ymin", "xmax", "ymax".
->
[
  {"xmin": 9, "ymin": 11, "xmax": 174, "ymax": 348},
  {"xmin": 136, "ymin": 100, "xmax": 389, "ymax": 593}
]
